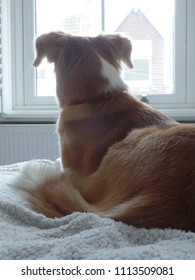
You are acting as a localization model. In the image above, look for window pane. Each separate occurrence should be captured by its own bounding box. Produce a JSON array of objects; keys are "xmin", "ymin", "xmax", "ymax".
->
[
  {"xmin": 105, "ymin": 0, "xmax": 175, "ymax": 95},
  {"xmin": 35, "ymin": 0, "xmax": 174, "ymax": 96}
]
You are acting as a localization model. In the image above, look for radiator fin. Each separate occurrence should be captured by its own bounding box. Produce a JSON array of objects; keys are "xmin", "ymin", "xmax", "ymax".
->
[{"xmin": 0, "ymin": 125, "xmax": 60, "ymax": 165}]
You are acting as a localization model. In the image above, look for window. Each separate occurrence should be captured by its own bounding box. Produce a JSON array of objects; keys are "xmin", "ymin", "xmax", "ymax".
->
[{"xmin": 1, "ymin": 0, "xmax": 195, "ymax": 121}]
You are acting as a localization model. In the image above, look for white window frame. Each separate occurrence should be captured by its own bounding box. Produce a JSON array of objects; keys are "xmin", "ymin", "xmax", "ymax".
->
[{"xmin": 1, "ymin": 0, "xmax": 195, "ymax": 122}]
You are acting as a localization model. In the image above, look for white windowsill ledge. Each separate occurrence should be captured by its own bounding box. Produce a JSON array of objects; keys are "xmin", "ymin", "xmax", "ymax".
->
[{"xmin": 0, "ymin": 108, "xmax": 195, "ymax": 123}]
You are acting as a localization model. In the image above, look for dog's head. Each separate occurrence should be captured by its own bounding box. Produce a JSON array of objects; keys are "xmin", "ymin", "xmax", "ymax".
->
[{"xmin": 33, "ymin": 32, "xmax": 133, "ymax": 106}]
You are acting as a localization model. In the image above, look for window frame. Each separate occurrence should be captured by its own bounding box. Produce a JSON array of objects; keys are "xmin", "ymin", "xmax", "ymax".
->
[{"xmin": 1, "ymin": 0, "xmax": 195, "ymax": 122}]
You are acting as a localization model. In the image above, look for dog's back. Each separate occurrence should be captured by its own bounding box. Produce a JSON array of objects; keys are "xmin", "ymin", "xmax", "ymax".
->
[{"xmin": 14, "ymin": 32, "xmax": 195, "ymax": 232}]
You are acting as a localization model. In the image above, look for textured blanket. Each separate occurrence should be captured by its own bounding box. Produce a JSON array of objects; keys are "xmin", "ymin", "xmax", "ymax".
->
[{"xmin": 0, "ymin": 160, "xmax": 195, "ymax": 260}]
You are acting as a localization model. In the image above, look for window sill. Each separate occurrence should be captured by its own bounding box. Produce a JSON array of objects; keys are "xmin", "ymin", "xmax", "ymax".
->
[
  {"xmin": 0, "ymin": 110, "xmax": 59, "ymax": 124},
  {"xmin": 160, "ymin": 108, "xmax": 195, "ymax": 122},
  {"xmin": 0, "ymin": 107, "xmax": 195, "ymax": 124}
]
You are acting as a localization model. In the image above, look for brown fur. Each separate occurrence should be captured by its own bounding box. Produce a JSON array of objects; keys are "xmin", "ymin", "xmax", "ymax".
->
[{"xmin": 27, "ymin": 32, "xmax": 195, "ymax": 232}]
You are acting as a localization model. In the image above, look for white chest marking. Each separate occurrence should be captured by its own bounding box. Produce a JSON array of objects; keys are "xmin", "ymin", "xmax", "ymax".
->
[{"xmin": 99, "ymin": 56, "xmax": 127, "ymax": 92}]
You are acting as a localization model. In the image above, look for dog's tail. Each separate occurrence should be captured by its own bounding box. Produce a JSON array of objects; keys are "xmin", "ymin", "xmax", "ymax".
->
[
  {"xmin": 12, "ymin": 162, "xmax": 96, "ymax": 218},
  {"xmin": 12, "ymin": 161, "xmax": 146, "ymax": 222}
]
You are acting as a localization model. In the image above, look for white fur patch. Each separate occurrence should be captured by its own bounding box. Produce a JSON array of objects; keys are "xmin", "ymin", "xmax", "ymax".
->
[
  {"xmin": 59, "ymin": 133, "xmax": 69, "ymax": 148},
  {"xmin": 12, "ymin": 161, "xmax": 62, "ymax": 191},
  {"xmin": 99, "ymin": 56, "xmax": 127, "ymax": 92},
  {"xmin": 103, "ymin": 195, "xmax": 147, "ymax": 217}
]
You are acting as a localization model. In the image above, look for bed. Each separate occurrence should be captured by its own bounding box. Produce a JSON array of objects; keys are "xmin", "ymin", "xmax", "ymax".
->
[{"xmin": 0, "ymin": 159, "xmax": 195, "ymax": 260}]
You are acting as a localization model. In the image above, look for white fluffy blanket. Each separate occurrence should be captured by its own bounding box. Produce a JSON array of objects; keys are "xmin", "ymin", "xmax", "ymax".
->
[{"xmin": 0, "ymin": 160, "xmax": 195, "ymax": 260}]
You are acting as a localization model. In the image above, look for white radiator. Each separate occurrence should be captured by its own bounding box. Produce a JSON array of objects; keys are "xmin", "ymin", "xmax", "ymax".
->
[{"xmin": 0, "ymin": 124, "xmax": 60, "ymax": 165}]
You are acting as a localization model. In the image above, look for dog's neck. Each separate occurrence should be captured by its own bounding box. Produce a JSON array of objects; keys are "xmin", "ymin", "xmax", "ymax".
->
[
  {"xmin": 68, "ymin": 93, "xmax": 109, "ymax": 106},
  {"xmin": 67, "ymin": 57, "xmax": 128, "ymax": 106},
  {"xmin": 68, "ymin": 99, "xmax": 89, "ymax": 106},
  {"xmin": 68, "ymin": 90, "xmax": 120, "ymax": 106}
]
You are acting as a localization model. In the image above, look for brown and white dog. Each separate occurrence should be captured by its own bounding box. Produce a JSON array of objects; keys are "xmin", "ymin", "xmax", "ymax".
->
[{"xmin": 15, "ymin": 32, "xmax": 195, "ymax": 232}]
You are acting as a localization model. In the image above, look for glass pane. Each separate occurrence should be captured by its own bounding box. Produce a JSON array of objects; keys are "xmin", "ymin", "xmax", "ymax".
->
[
  {"xmin": 35, "ymin": 0, "xmax": 174, "ymax": 96},
  {"xmin": 105, "ymin": 0, "xmax": 175, "ymax": 95}
]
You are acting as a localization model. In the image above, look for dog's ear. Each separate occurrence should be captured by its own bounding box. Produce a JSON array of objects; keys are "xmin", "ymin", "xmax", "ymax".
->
[
  {"xmin": 106, "ymin": 34, "xmax": 133, "ymax": 69},
  {"xmin": 33, "ymin": 32, "xmax": 67, "ymax": 67}
]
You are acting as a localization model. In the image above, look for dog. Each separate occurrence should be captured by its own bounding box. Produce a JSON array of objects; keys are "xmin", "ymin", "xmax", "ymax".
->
[{"xmin": 15, "ymin": 31, "xmax": 195, "ymax": 232}]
